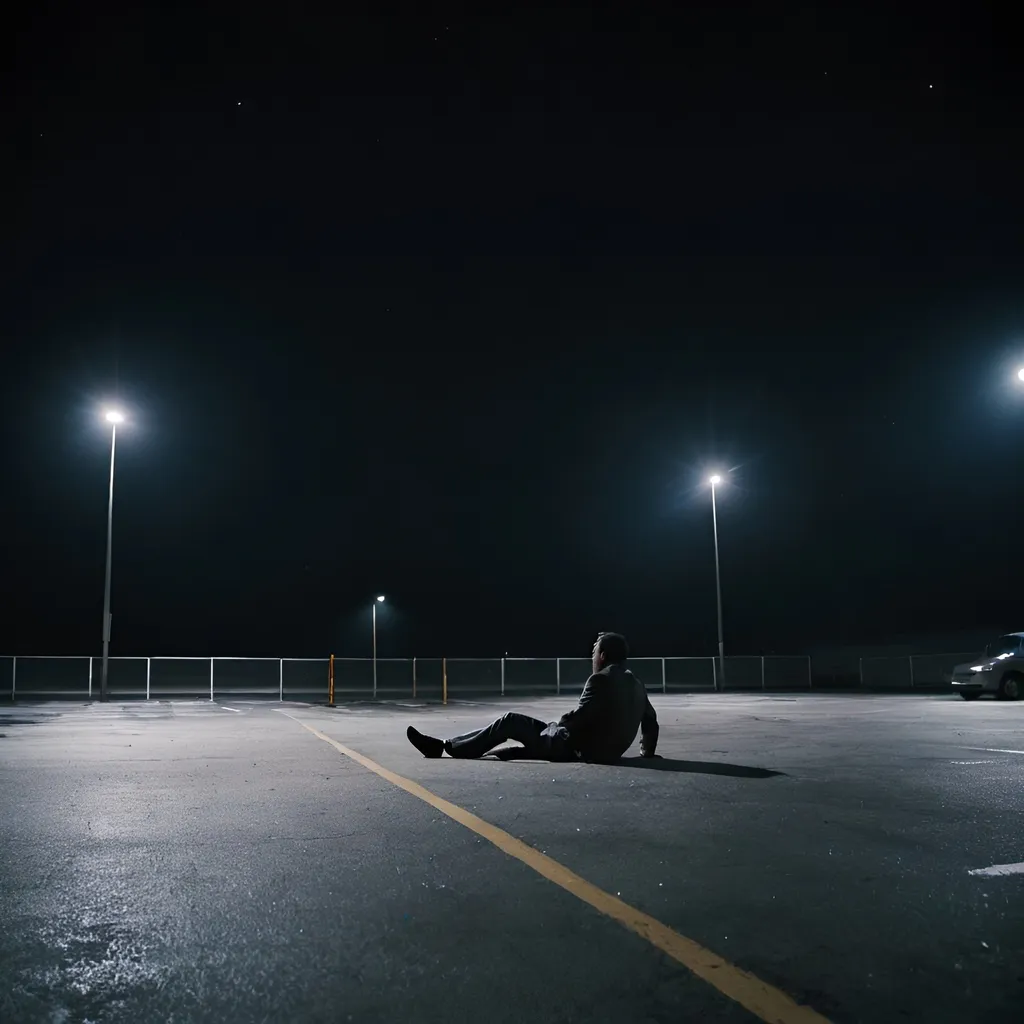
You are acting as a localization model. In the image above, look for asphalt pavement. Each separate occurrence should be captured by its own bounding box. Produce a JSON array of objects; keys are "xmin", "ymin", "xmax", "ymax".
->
[{"xmin": 1, "ymin": 693, "xmax": 1022, "ymax": 1023}]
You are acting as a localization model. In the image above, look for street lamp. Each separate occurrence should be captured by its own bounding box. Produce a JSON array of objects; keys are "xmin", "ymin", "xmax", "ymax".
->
[
  {"xmin": 100, "ymin": 408, "xmax": 125, "ymax": 701},
  {"xmin": 373, "ymin": 595, "xmax": 385, "ymax": 695},
  {"xmin": 1017, "ymin": 367, "xmax": 1024, "ymax": 383},
  {"xmin": 707, "ymin": 473, "xmax": 726, "ymax": 691}
]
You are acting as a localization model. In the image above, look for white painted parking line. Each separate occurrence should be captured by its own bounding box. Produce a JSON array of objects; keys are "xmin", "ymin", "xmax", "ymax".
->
[
  {"xmin": 968, "ymin": 862, "xmax": 1024, "ymax": 878},
  {"xmin": 221, "ymin": 706, "xmax": 242, "ymax": 713},
  {"xmin": 964, "ymin": 747, "xmax": 1024, "ymax": 755}
]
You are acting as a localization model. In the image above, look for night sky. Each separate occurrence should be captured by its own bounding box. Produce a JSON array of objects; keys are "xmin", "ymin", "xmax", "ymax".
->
[{"xmin": 5, "ymin": 2, "xmax": 1022, "ymax": 660}]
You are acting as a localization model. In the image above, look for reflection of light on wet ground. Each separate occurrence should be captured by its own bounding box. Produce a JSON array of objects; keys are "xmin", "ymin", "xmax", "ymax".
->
[
  {"xmin": 15, "ymin": 920, "xmax": 169, "ymax": 1023},
  {"xmin": 42, "ymin": 923, "xmax": 163, "ymax": 995}
]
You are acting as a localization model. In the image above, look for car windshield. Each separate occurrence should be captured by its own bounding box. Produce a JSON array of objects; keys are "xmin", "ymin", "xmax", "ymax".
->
[{"xmin": 986, "ymin": 635, "xmax": 1021, "ymax": 657}]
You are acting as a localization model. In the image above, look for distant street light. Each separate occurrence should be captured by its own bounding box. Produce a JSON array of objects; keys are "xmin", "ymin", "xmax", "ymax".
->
[
  {"xmin": 1017, "ymin": 366, "xmax": 1024, "ymax": 383},
  {"xmin": 100, "ymin": 408, "xmax": 125, "ymax": 701},
  {"xmin": 373, "ymin": 596, "xmax": 386, "ymax": 694},
  {"xmin": 707, "ymin": 473, "xmax": 727, "ymax": 691}
]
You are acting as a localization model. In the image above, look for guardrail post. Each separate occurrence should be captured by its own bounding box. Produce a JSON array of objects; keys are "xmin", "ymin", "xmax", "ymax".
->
[
  {"xmin": 442, "ymin": 657, "xmax": 447, "ymax": 706},
  {"xmin": 761, "ymin": 655, "xmax": 765, "ymax": 690},
  {"xmin": 908, "ymin": 655, "xmax": 915, "ymax": 690},
  {"xmin": 279, "ymin": 658, "xmax": 284, "ymax": 702},
  {"xmin": 88, "ymin": 656, "xmax": 93, "ymax": 699},
  {"xmin": 209, "ymin": 658, "xmax": 214, "ymax": 701},
  {"xmin": 11, "ymin": 656, "xmax": 15, "ymax": 701},
  {"xmin": 146, "ymin": 657, "xmax": 151, "ymax": 700},
  {"xmin": 500, "ymin": 657, "xmax": 505, "ymax": 697},
  {"xmin": 858, "ymin": 657, "xmax": 864, "ymax": 688},
  {"xmin": 807, "ymin": 655, "xmax": 813, "ymax": 689},
  {"xmin": 661, "ymin": 657, "xmax": 666, "ymax": 694},
  {"xmin": 556, "ymin": 657, "xmax": 561, "ymax": 696},
  {"xmin": 412, "ymin": 657, "xmax": 417, "ymax": 699},
  {"xmin": 711, "ymin": 656, "xmax": 717, "ymax": 692}
]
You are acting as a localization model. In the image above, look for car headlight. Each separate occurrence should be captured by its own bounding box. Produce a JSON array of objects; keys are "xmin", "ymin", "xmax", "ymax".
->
[{"xmin": 969, "ymin": 665, "xmax": 993, "ymax": 672}]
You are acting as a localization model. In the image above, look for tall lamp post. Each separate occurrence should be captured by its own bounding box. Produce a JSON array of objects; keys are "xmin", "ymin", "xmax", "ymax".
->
[
  {"xmin": 708, "ymin": 474, "xmax": 726, "ymax": 692},
  {"xmin": 100, "ymin": 409, "xmax": 125, "ymax": 702},
  {"xmin": 372, "ymin": 595, "xmax": 385, "ymax": 694}
]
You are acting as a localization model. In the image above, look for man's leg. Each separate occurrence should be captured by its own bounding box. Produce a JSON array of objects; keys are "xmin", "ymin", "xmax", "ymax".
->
[
  {"xmin": 490, "ymin": 723, "xmax": 577, "ymax": 762},
  {"xmin": 406, "ymin": 712, "xmax": 549, "ymax": 759},
  {"xmin": 445, "ymin": 712, "xmax": 550, "ymax": 759}
]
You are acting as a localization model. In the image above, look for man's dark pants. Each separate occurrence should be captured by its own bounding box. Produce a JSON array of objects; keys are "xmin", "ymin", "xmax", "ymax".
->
[{"xmin": 445, "ymin": 712, "xmax": 577, "ymax": 760}]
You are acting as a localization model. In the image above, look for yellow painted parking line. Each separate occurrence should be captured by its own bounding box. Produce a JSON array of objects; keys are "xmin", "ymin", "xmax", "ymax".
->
[{"xmin": 287, "ymin": 715, "xmax": 832, "ymax": 1024}]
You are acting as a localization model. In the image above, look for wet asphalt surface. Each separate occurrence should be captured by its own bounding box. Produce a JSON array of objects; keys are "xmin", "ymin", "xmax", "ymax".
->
[{"xmin": 1, "ymin": 693, "xmax": 1022, "ymax": 1024}]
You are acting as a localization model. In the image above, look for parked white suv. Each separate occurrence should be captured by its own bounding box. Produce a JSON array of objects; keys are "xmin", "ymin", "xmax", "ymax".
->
[{"xmin": 951, "ymin": 633, "xmax": 1024, "ymax": 700}]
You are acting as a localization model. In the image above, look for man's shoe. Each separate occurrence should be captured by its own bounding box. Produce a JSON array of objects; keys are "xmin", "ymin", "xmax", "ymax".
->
[{"xmin": 407, "ymin": 726, "xmax": 444, "ymax": 758}]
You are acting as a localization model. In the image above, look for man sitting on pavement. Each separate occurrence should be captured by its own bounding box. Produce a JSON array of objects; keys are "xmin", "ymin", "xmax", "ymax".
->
[{"xmin": 406, "ymin": 632, "xmax": 659, "ymax": 762}]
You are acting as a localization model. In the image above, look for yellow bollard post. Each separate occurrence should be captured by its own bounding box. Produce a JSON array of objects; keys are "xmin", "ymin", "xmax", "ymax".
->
[
  {"xmin": 328, "ymin": 653, "xmax": 335, "ymax": 708},
  {"xmin": 442, "ymin": 657, "xmax": 447, "ymax": 706}
]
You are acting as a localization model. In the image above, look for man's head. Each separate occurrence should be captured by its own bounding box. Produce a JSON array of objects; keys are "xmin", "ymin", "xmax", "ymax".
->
[{"xmin": 592, "ymin": 632, "xmax": 629, "ymax": 672}]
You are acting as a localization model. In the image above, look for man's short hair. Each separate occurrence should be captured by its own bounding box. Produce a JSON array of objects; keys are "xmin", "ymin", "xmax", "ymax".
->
[{"xmin": 596, "ymin": 632, "xmax": 629, "ymax": 663}]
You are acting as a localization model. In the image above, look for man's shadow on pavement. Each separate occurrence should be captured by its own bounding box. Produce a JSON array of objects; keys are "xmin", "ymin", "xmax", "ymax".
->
[
  {"xmin": 615, "ymin": 756, "xmax": 782, "ymax": 778},
  {"xmin": 488, "ymin": 748, "xmax": 782, "ymax": 778}
]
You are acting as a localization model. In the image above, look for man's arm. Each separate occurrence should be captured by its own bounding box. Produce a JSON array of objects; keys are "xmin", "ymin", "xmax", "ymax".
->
[
  {"xmin": 640, "ymin": 694, "xmax": 659, "ymax": 757},
  {"xmin": 558, "ymin": 673, "xmax": 607, "ymax": 736}
]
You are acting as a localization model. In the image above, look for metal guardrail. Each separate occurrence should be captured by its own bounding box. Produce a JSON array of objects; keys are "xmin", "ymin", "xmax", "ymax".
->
[
  {"xmin": 857, "ymin": 652, "xmax": 977, "ymax": 690},
  {"xmin": 0, "ymin": 654, "xmax": 814, "ymax": 701},
  {"xmin": 0, "ymin": 656, "xmax": 331, "ymax": 701}
]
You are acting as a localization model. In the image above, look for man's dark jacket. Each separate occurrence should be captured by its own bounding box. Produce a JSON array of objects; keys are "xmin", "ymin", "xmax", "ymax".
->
[{"xmin": 558, "ymin": 662, "xmax": 659, "ymax": 761}]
